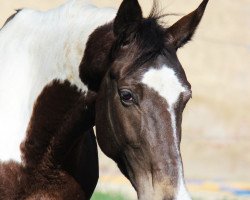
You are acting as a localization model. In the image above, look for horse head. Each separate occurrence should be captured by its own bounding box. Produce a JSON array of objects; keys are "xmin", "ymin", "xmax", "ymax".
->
[{"xmin": 81, "ymin": 0, "xmax": 209, "ymax": 199}]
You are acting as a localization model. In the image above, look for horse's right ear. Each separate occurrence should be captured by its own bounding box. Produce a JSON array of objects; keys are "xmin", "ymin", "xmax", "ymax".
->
[
  {"xmin": 166, "ymin": 0, "xmax": 209, "ymax": 50},
  {"xmin": 113, "ymin": 0, "xmax": 143, "ymax": 36}
]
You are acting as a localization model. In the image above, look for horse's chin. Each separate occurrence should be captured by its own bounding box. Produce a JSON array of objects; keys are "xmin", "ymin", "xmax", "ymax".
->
[
  {"xmin": 133, "ymin": 173, "xmax": 191, "ymax": 200},
  {"xmin": 137, "ymin": 187, "xmax": 192, "ymax": 200}
]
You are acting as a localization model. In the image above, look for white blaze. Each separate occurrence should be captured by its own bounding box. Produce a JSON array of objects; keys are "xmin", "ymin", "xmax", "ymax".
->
[{"xmin": 142, "ymin": 65, "xmax": 191, "ymax": 200}]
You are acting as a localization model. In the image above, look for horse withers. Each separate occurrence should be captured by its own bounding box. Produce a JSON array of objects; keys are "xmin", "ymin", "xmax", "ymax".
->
[{"xmin": 79, "ymin": 0, "xmax": 209, "ymax": 199}]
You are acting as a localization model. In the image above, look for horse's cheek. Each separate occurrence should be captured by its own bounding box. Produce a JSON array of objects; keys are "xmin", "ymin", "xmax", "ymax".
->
[
  {"xmin": 95, "ymin": 99, "xmax": 119, "ymax": 158},
  {"xmin": 123, "ymin": 110, "xmax": 141, "ymax": 146}
]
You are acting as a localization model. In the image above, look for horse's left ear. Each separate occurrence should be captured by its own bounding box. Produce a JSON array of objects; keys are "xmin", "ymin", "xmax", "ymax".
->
[
  {"xmin": 113, "ymin": 0, "xmax": 143, "ymax": 36},
  {"xmin": 166, "ymin": 0, "xmax": 209, "ymax": 50}
]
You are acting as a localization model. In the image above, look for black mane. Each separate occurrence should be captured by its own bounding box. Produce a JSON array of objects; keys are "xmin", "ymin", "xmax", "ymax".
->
[
  {"xmin": 110, "ymin": 0, "xmax": 174, "ymax": 70},
  {"xmin": 110, "ymin": 16, "xmax": 168, "ymax": 77}
]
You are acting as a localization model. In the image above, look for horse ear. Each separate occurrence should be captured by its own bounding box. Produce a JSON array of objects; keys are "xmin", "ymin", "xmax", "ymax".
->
[
  {"xmin": 113, "ymin": 0, "xmax": 143, "ymax": 36},
  {"xmin": 166, "ymin": 0, "xmax": 209, "ymax": 49}
]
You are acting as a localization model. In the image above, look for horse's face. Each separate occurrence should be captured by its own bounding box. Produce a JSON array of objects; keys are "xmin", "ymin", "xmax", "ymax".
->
[
  {"xmin": 95, "ymin": 0, "xmax": 209, "ymax": 199},
  {"xmin": 97, "ymin": 56, "xmax": 191, "ymax": 199}
]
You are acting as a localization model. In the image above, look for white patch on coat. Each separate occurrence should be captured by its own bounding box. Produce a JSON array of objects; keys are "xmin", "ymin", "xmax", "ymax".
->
[
  {"xmin": 141, "ymin": 65, "xmax": 191, "ymax": 200},
  {"xmin": 0, "ymin": 0, "xmax": 117, "ymax": 162}
]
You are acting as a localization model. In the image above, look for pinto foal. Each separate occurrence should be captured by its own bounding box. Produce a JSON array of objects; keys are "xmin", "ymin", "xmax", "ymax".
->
[{"xmin": 0, "ymin": 0, "xmax": 115, "ymax": 199}]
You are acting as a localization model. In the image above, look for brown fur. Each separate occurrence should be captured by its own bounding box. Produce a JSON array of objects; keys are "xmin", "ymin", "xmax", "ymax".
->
[
  {"xmin": 79, "ymin": 0, "xmax": 209, "ymax": 199},
  {"xmin": 0, "ymin": 80, "xmax": 98, "ymax": 199}
]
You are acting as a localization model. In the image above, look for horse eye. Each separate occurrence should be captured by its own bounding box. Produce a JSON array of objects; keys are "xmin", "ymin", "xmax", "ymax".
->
[{"xmin": 119, "ymin": 89, "xmax": 134, "ymax": 105}]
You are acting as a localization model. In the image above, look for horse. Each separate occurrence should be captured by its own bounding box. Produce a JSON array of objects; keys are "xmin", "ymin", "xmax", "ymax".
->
[
  {"xmin": 0, "ymin": 0, "xmax": 209, "ymax": 199},
  {"xmin": 0, "ymin": 0, "xmax": 116, "ymax": 198},
  {"xmin": 81, "ymin": 0, "xmax": 209, "ymax": 199},
  {"xmin": 0, "ymin": 0, "xmax": 116, "ymax": 163},
  {"xmin": 0, "ymin": 81, "xmax": 97, "ymax": 199}
]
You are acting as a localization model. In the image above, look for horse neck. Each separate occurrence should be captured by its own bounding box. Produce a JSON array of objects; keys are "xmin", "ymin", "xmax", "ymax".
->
[
  {"xmin": 37, "ymin": 1, "xmax": 117, "ymax": 91},
  {"xmin": 0, "ymin": 0, "xmax": 117, "ymax": 116},
  {"xmin": 0, "ymin": 0, "xmax": 117, "ymax": 92},
  {"xmin": 79, "ymin": 22, "xmax": 116, "ymax": 92},
  {"xmin": 0, "ymin": 1, "xmax": 116, "ymax": 162}
]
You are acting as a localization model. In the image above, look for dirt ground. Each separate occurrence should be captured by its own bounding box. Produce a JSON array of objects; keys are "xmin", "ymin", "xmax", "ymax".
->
[{"xmin": 0, "ymin": 0, "xmax": 249, "ymax": 199}]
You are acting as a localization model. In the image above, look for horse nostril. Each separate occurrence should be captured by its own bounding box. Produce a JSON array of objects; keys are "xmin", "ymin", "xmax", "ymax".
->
[{"xmin": 163, "ymin": 196, "xmax": 172, "ymax": 200}]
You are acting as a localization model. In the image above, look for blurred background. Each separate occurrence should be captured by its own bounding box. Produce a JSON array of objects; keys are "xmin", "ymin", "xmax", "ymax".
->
[{"xmin": 0, "ymin": 0, "xmax": 249, "ymax": 199}]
